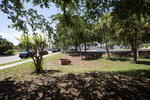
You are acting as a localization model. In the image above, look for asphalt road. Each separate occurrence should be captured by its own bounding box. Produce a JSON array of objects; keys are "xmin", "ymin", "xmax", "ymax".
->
[
  {"xmin": 0, "ymin": 51, "xmax": 52, "ymax": 64},
  {"xmin": 0, "ymin": 54, "xmax": 20, "ymax": 64}
]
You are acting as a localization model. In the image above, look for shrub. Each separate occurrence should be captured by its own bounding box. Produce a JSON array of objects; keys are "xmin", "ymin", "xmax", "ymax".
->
[
  {"xmin": 5, "ymin": 49, "xmax": 15, "ymax": 55},
  {"xmin": 145, "ymin": 44, "xmax": 149, "ymax": 48}
]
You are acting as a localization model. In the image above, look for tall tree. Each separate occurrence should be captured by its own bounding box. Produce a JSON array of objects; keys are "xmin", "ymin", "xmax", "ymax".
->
[
  {"xmin": 94, "ymin": 13, "xmax": 112, "ymax": 60},
  {"xmin": 111, "ymin": 0, "xmax": 150, "ymax": 63}
]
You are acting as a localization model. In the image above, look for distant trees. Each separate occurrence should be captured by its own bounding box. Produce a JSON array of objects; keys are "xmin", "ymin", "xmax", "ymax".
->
[{"xmin": 0, "ymin": 35, "xmax": 14, "ymax": 55}]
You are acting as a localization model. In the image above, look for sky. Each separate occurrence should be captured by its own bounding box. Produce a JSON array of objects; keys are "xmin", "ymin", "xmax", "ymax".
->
[{"xmin": 0, "ymin": 2, "xmax": 60, "ymax": 46}]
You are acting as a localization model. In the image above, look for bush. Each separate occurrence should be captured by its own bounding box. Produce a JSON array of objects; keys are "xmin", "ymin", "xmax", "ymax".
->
[
  {"xmin": 5, "ymin": 49, "xmax": 15, "ymax": 55},
  {"xmin": 145, "ymin": 44, "xmax": 149, "ymax": 48},
  {"xmin": 139, "ymin": 45, "xmax": 144, "ymax": 49}
]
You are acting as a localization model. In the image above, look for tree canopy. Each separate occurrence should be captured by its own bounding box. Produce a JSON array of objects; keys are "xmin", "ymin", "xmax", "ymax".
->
[
  {"xmin": 0, "ymin": 35, "xmax": 14, "ymax": 55},
  {"xmin": 1, "ymin": 0, "xmax": 150, "ymax": 64}
]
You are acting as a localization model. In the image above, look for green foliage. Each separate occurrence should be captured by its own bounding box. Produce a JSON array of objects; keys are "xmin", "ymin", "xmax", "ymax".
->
[
  {"xmin": 111, "ymin": 0, "xmax": 150, "ymax": 63},
  {"xmin": 0, "ymin": 35, "xmax": 14, "ymax": 55},
  {"xmin": 93, "ymin": 13, "xmax": 112, "ymax": 60},
  {"xmin": 18, "ymin": 43, "xmax": 24, "ymax": 49},
  {"xmin": 5, "ymin": 49, "xmax": 15, "ymax": 55},
  {"xmin": 139, "ymin": 44, "xmax": 149, "ymax": 49},
  {"xmin": 111, "ymin": 0, "xmax": 150, "ymax": 20},
  {"xmin": 15, "ymin": 33, "xmax": 47, "ymax": 73},
  {"xmin": 0, "ymin": 0, "xmax": 53, "ymax": 37},
  {"xmin": 107, "ymin": 41, "xmax": 115, "ymax": 46},
  {"xmin": 139, "ymin": 45, "xmax": 144, "ymax": 49},
  {"xmin": 145, "ymin": 44, "xmax": 149, "ymax": 48}
]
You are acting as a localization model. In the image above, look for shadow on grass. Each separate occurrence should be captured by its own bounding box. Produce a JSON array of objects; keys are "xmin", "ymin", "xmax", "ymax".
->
[
  {"xmin": 30, "ymin": 70, "xmax": 61, "ymax": 76},
  {"xmin": 109, "ymin": 57, "xmax": 150, "ymax": 65},
  {"xmin": 139, "ymin": 57, "xmax": 150, "ymax": 59},
  {"xmin": 137, "ymin": 61, "xmax": 150, "ymax": 65},
  {"xmin": 0, "ymin": 69, "xmax": 150, "ymax": 99},
  {"xmin": 110, "ymin": 57, "xmax": 132, "ymax": 62},
  {"xmin": 118, "ymin": 69, "xmax": 150, "ymax": 78},
  {"xmin": 68, "ymin": 52, "xmax": 104, "ymax": 61},
  {"xmin": 83, "ymin": 57, "xmax": 103, "ymax": 61},
  {"xmin": 68, "ymin": 53, "xmax": 80, "ymax": 57}
]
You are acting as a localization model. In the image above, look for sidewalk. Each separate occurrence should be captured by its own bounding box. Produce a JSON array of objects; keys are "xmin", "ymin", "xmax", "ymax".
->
[{"xmin": 0, "ymin": 52, "xmax": 60, "ymax": 70}]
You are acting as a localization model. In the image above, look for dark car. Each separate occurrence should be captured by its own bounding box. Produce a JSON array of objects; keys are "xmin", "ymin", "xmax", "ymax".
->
[
  {"xmin": 58, "ymin": 49, "xmax": 61, "ymax": 51},
  {"xmin": 19, "ymin": 51, "xmax": 34, "ymax": 58},
  {"xmin": 38, "ymin": 50, "xmax": 48, "ymax": 55},
  {"xmin": 55, "ymin": 49, "xmax": 61, "ymax": 52},
  {"xmin": 52, "ymin": 49, "xmax": 56, "ymax": 53}
]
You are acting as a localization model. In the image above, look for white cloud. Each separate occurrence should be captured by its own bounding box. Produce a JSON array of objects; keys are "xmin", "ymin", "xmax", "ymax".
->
[{"xmin": 0, "ymin": 32, "xmax": 22, "ymax": 46}]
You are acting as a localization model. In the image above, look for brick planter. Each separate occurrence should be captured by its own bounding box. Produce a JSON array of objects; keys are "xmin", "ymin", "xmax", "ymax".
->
[{"xmin": 59, "ymin": 59, "xmax": 71, "ymax": 65}]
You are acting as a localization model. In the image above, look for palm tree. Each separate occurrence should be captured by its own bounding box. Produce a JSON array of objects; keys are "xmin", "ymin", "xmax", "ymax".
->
[
  {"xmin": 94, "ymin": 13, "xmax": 112, "ymax": 60},
  {"xmin": 113, "ymin": 14, "xmax": 150, "ymax": 63}
]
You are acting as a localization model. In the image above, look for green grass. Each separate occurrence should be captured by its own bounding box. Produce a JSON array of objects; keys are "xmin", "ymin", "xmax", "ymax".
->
[
  {"xmin": 14, "ymin": 51, "xmax": 21, "ymax": 54},
  {"xmin": 0, "ymin": 53, "xmax": 150, "ymax": 78}
]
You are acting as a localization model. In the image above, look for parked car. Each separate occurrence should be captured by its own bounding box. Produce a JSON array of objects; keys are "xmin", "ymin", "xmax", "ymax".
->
[
  {"xmin": 52, "ymin": 49, "xmax": 56, "ymax": 53},
  {"xmin": 58, "ymin": 49, "xmax": 61, "ymax": 51},
  {"xmin": 55, "ymin": 49, "xmax": 61, "ymax": 52},
  {"xmin": 38, "ymin": 50, "xmax": 48, "ymax": 55},
  {"xmin": 19, "ymin": 51, "xmax": 34, "ymax": 58},
  {"xmin": 55, "ymin": 49, "xmax": 58, "ymax": 52}
]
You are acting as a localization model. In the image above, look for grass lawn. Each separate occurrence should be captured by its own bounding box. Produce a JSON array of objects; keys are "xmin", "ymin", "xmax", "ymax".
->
[{"xmin": 0, "ymin": 53, "xmax": 150, "ymax": 99}]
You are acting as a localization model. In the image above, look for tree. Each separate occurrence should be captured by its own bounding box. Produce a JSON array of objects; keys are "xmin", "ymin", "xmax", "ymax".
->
[
  {"xmin": 0, "ymin": 35, "xmax": 14, "ymax": 55},
  {"xmin": 111, "ymin": 13, "xmax": 150, "ymax": 63},
  {"xmin": 18, "ymin": 43, "xmax": 24, "ymax": 50},
  {"xmin": 54, "ymin": 23, "xmax": 73, "ymax": 52},
  {"xmin": 1, "ymin": 0, "xmax": 53, "ymax": 73},
  {"xmin": 15, "ymin": 33, "xmax": 47, "ymax": 73},
  {"xmin": 94, "ymin": 13, "xmax": 112, "ymax": 60},
  {"xmin": 110, "ymin": 0, "xmax": 150, "ymax": 63}
]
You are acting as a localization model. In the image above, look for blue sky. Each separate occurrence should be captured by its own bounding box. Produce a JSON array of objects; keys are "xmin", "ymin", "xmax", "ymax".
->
[{"xmin": 0, "ymin": 3, "xmax": 60, "ymax": 45}]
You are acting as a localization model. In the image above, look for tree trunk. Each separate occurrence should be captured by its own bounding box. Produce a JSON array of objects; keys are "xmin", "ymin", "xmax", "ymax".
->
[
  {"xmin": 85, "ymin": 41, "xmax": 87, "ymax": 57},
  {"xmin": 103, "ymin": 29, "xmax": 110, "ymax": 60},
  {"xmin": 137, "ymin": 43, "xmax": 139, "ymax": 58},
  {"xmin": 63, "ymin": 40, "xmax": 65, "ymax": 53},
  {"xmin": 75, "ymin": 39, "xmax": 78, "ymax": 52},
  {"xmin": 133, "ymin": 39, "xmax": 137, "ymax": 63},
  {"xmin": 78, "ymin": 38, "xmax": 83, "ymax": 60},
  {"xmin": 36, "ymin": 56, "xmax": 43, "ymax": 73},
  {"xmin": 131, "ymin": 42, "xmax": 134, "ymax": 52}
]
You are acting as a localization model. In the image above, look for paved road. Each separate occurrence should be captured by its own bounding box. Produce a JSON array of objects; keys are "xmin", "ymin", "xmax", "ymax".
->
[
  {"xmin": 0, "ymin": 52, "xmax": 60, "ymax": 70},
  {"xmin": 0, "ymin": 51, "xmax": 52, "ymax": 64},
  {"xmin": 0, "ymin": 54, "xmax": 20, "ymax": 64}
]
